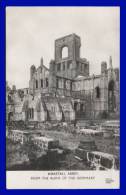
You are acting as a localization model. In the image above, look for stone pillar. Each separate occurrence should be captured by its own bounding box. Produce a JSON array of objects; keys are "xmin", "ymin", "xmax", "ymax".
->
[{"xmin": 49, "ymin": 60, "xmax": 56, "ymax": 94}]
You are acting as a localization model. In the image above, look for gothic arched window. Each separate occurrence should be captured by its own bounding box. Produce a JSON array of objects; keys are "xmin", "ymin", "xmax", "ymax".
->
[
  {"xmin": 62, "ymin": 46, "xmax": 68, "ymax": 59},
  {"xmin": 36, "ymin": 80, "xmax": 38, "ymax": 89},
  {"xmin": 41, "ymin": 79, "xmax": 43, "ymax": 88},
  {"xmin": 46, "ymin": 78, "xmax": 48, "ymax": 87},
  {"xmin": 95, "ymin": 86, "xmax": 100, "ymax": 98}
]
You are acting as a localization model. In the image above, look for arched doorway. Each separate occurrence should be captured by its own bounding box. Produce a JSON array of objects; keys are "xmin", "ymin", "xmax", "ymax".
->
[{"xmin": 108, "ymin": 80, "xmax": 116, "ymax": 112}]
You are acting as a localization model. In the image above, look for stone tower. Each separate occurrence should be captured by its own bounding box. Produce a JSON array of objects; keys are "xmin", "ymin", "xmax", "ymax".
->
[{"xmin": 54, "ymin": 34, "xmax": 89, "ymax": 79}]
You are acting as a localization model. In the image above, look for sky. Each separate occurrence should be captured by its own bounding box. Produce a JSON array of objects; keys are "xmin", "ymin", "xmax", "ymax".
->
[{"xmin": 6, "ymin": 7, "xmax": 120, "ymax": 89}]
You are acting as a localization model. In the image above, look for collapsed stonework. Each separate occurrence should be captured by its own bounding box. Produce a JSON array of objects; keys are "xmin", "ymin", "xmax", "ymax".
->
[{"xmin": 6, "ymin": 34, "xmax": 120, "ymax": 123}]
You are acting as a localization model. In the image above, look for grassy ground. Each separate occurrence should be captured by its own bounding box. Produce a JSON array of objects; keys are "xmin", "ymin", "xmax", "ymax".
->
[
  {"xmin": 6, "ymin": 129, "xmax": 119, "ymax": 170},
  {"xmin": 41, "ymin": 129, "xmax": 119, "ymax": 156}
]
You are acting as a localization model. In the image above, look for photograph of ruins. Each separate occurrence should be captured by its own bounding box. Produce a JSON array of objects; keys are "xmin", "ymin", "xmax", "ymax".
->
[{"xmin": 6, "ymin": 7, "xmax": 120, "ymax": 171}]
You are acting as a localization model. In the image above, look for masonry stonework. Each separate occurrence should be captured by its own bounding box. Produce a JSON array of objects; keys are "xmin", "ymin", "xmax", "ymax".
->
[{"xmin": 6, "ymin": 34, "xmax": 120, "ymax": 123}]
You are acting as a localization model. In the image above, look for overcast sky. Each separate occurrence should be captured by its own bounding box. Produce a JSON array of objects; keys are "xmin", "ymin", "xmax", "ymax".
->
[{"xmin": 6, "ymin": 7, "xmax": 120, "ymax": 89}]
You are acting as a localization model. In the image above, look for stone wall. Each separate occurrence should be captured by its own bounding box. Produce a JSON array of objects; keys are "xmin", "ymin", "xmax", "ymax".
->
[
  {"xmin": 6, "ymin": 34, "xmax": 120, "ymax": 122},
  {"xmin": 29, "ymin": 61, "xmax": 49, "ymax": 95}
]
